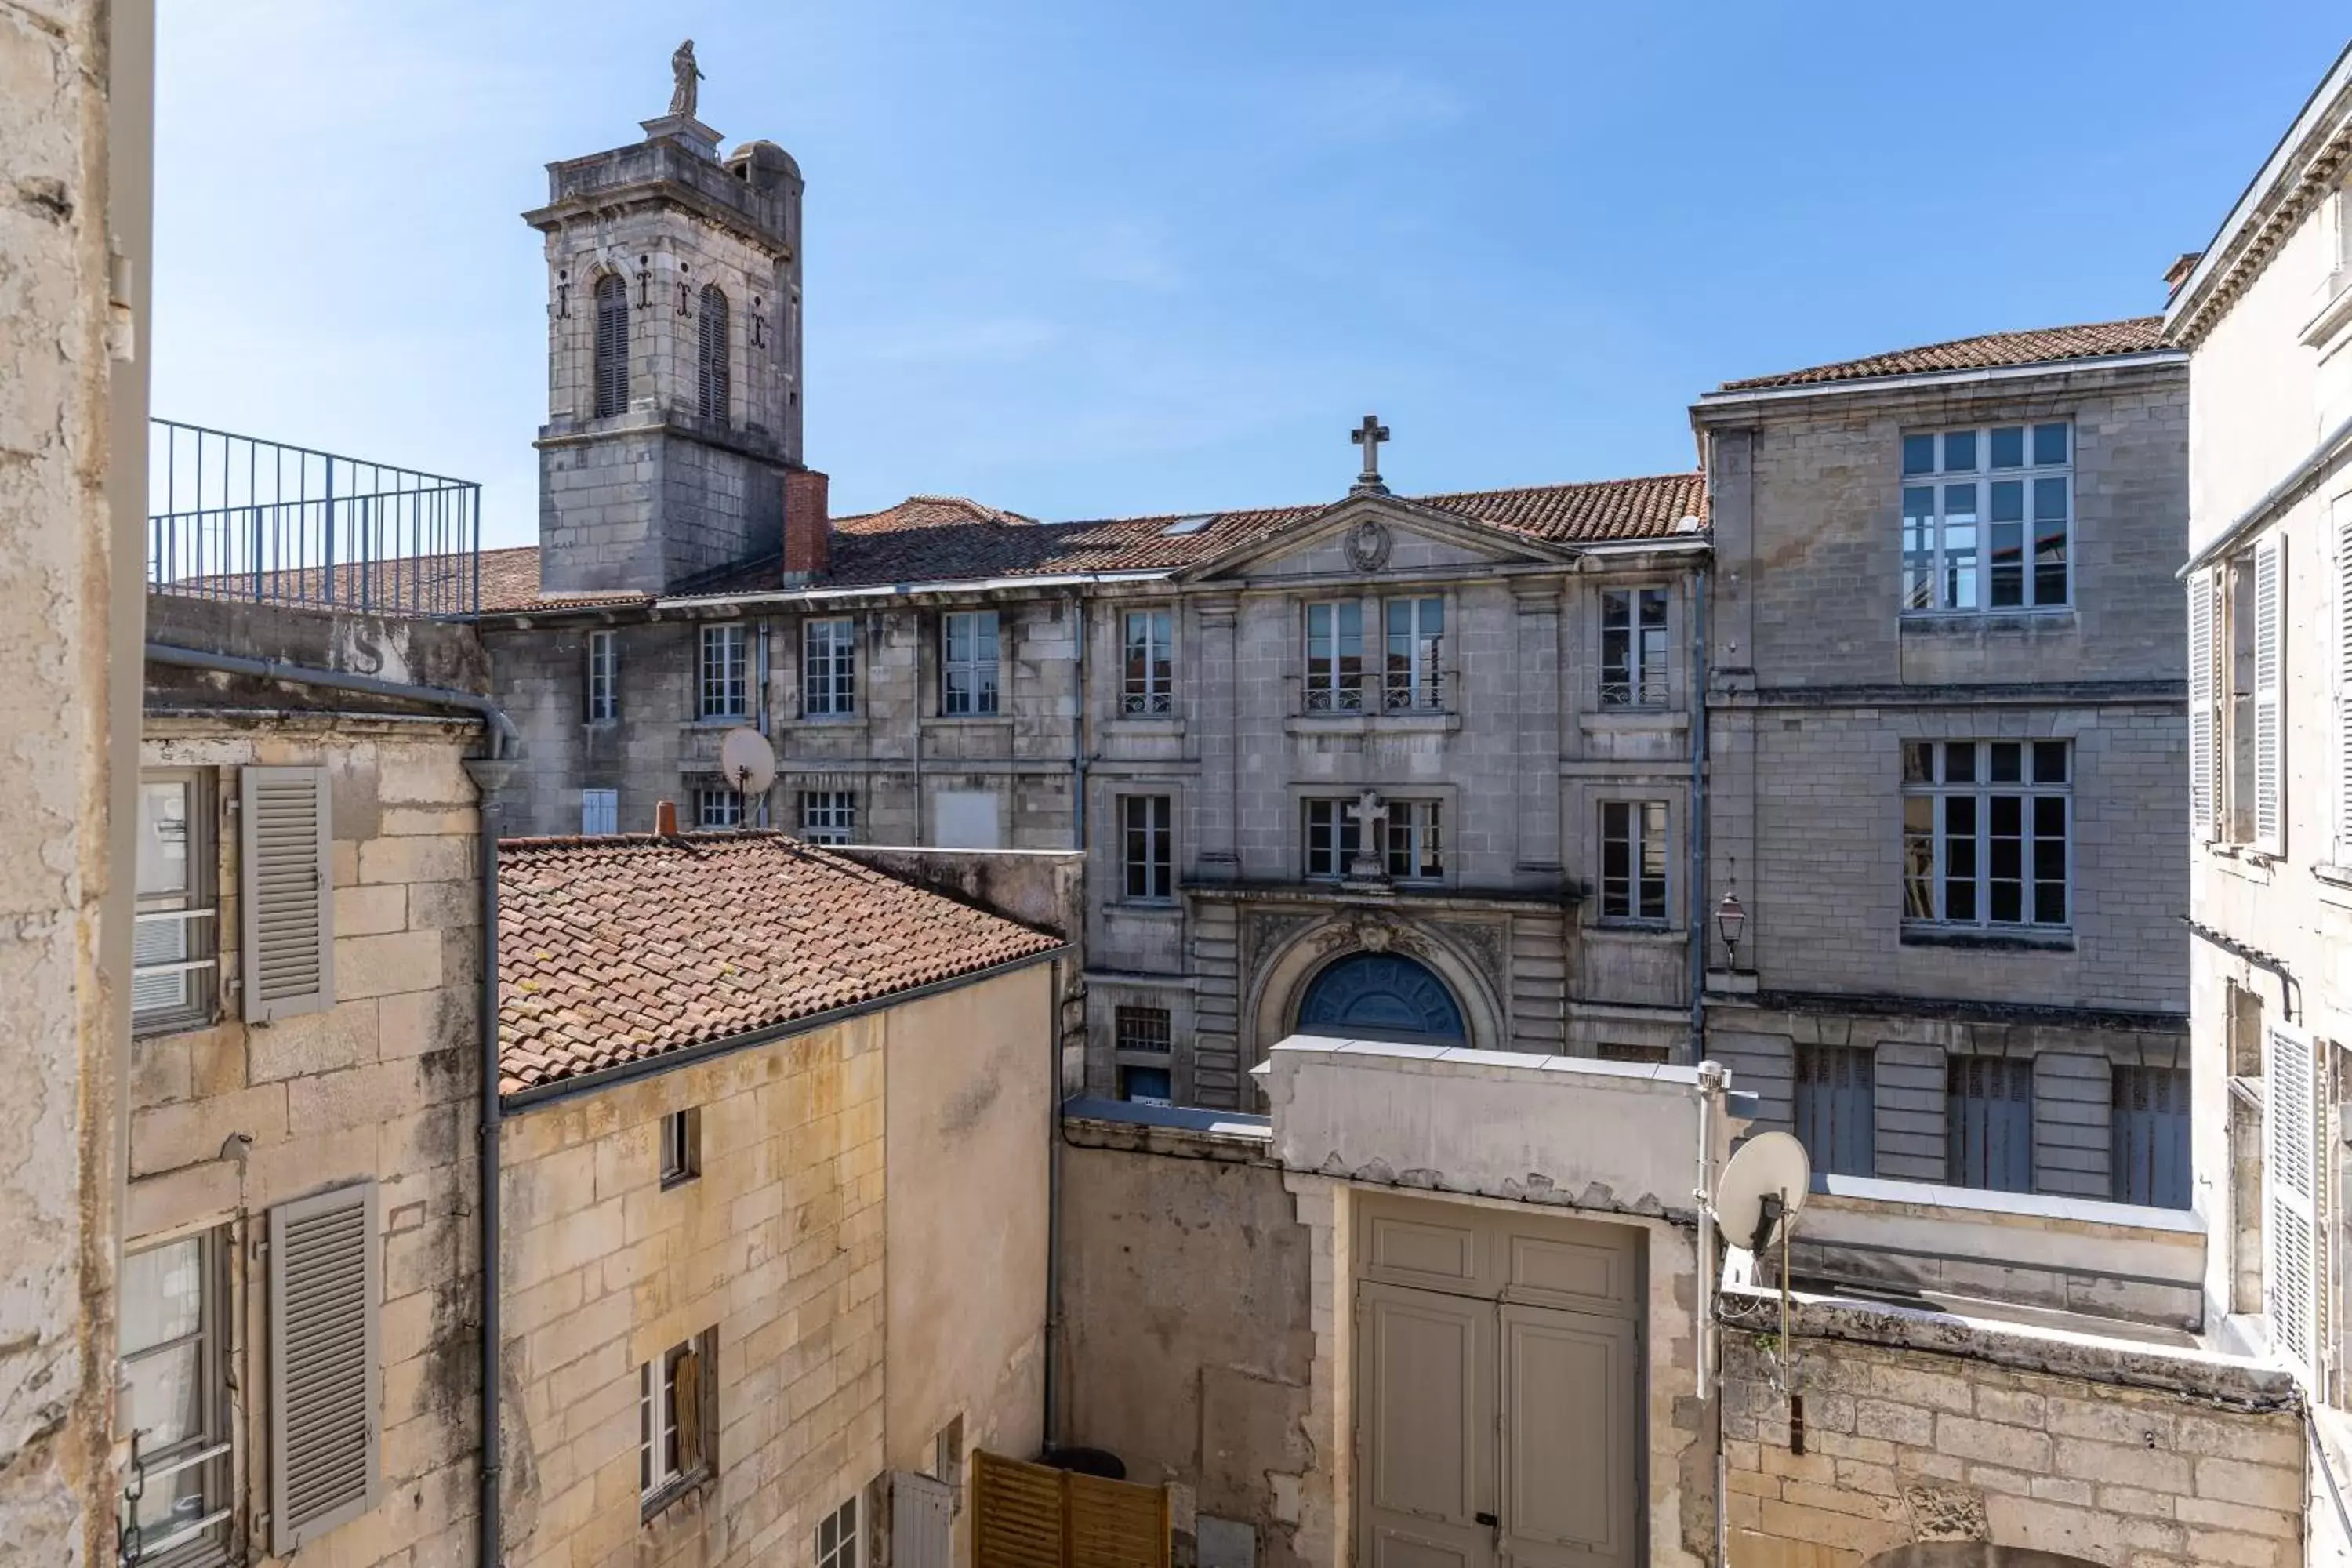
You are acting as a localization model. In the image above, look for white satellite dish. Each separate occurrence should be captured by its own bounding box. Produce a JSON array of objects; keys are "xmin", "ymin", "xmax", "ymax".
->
[
  {"xmin": 1712, "ymin": 1131, "xmax": 1812, "ymax": 1257},
  {"xmin": 717, "ymin": 727, "xmax": 777, "ymax": 799}
]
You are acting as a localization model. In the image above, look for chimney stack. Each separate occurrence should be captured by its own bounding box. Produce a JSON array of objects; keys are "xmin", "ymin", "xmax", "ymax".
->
[
  {"xmin": 783, "ymin": 468, "xmax": 831, "ymax": 584},
  {"xmin": 2164, "ymin": 251, "xmax": 2203, "ymax": 303},
  {"xmin": 655, "ymin": 799, "xmax": 679, "ymax": 836}
]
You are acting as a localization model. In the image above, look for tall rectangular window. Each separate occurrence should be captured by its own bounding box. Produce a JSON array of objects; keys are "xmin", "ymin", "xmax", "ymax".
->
[
  {"xmin": 1947, "ymin": 1054, "xmax": 2034, "ymax": 1192},
  {"xmin": 1794, "ymin": 1044, "xmax": 1875, "ymax": 1178},
  {"xmin": 1599, "ymin": 587, "xmax": 1670, "ymax": 708},
  {"xmin": 2112, "ymin": 1065, "xmax": 2190, "ymax": 1209},
  {"xmin": 659, "ymin": 1108, "xmax": 700, "ymax": 1187},
  {"xmin": 134, "ymin": 771, "xmax": 217, "ymax": 1035},
  {"xmin": 1122, "ymin": 796, "xmax": 1173, "ymax": 901},
  {"xmin": 1123, "ymin": 609, "xmax": 1174, "ymax": 715},
  {"xmin": 586, "ymin": 630, "xmax": 619, "ymax": 721},
  {"xmin": 1385, "ymin": 800, "xmax": 1444, "ymax": 880},
  {"xmin": 1304, "ymin": 601, "xmax": 1365, "ymax": 712},
  {"xmin": 1902, "ymin": 740, "xmax": 2070, "ymax": 929},
  {"xmin": 639, "ymin": 1333, "xmax": 713, "ymax": 1513},
  {"xmin": 699, "ymin": 623, "xmax": 747, "ymax": 720},
  {"xmin": 581, "ymin": 788, "xmax": 619, "ymax": 836},
  {"xmin": 121, "ymin": 1232, "xmax": 230, "ymax": 1563},
  {"xmin": 1302, "ymin": 798, "xmax": 1362, "ymax": 879},
  {"xmin": 941, "ymin": 611, "xmax": 1000, "ymax": 716},
  {"xmin": 800, "ymin": 790, "xmax": 855, "ymax": 845},
  {"xmin": 1383, "ymin": 596, "xmax": 1444, "ymax": 710},
  {"xmin": 1599, "ymin": 801, "xmax": 1668, "ymax": 923},
  {"xmin": 695, "ymin": 787, "xmax": 742, "ymax": 829},
  {"xmin": 1900, "ymin": 423, "xmax": 2071, "ymax": 612},
  {"xmin": 804, "ymin": 617, "xmax": 857, "ymax": 717}
]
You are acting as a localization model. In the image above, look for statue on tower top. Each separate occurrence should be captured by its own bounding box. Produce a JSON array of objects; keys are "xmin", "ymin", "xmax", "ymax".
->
[{"xmin": 669, "ymin": 39, "xmax": 704, "ymax": 118}]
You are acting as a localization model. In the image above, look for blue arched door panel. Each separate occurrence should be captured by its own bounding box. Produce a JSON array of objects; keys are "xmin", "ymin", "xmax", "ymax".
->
[{"xmin": 1298, "ymin": 952, "xmax": 1467, "ymax": 1042}]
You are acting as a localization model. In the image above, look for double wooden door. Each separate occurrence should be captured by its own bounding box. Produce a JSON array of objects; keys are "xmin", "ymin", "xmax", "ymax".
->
[{"xmin": 1354, "ymin": 1198, "xmax": 1642, "ymax": 1568}]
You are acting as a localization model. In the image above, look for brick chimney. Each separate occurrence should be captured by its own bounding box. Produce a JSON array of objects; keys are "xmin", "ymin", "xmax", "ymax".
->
[
  {"xmin": 2165, "ymin": 251, "xmax": 2203, "ymax": 303},
  {"xmin": 783, "ymin": 468, "xmax": 831, "ymax": 584}
]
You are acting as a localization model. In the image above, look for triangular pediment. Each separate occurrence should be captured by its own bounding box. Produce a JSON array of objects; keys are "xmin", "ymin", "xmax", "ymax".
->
[{"xmin": 1178, "ymin": 491, "xmax": 1575, "ymax": 583}]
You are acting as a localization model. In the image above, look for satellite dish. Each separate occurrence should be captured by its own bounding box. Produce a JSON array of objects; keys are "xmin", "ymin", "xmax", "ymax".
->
[
  {"xmin": 717, "ymin": 727, "xmax": 777, "ymax": 799},
  {"xmin": 1712, "ymin": 1131, "xmax": 1811, "ymax": 1256}
]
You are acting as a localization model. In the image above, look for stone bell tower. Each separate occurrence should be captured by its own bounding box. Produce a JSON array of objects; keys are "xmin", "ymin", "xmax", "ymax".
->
[{"xmin": 524, "ymin": 42, "xmax": 807, "ymax": 594}]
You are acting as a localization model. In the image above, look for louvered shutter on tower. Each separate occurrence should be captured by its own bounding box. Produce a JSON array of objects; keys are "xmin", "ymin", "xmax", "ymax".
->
[
  {"xmin": 2188, "ymin": 573, "xmax": 2219, "ymax": 838},
  {"xmin": 2254, "ymin": 538, "xmax": 2285, "ymax": 853},
  {"xmin": 595, "ymin": 272, "xmax": 630, "ymax": 418},
  {"xmin": 698, "ymin": 285, "xmax": 730, "ymax": 422},
  {"xmin": 269, "ymin": 1182, "xmax": 380, "ymax": 1554},
  {"xmin": 241, "ymin": 765, "xmax": 333, "ymax": 1022},
  {"xmin": 2265, "ymin": 1024, "xmax": 2325, "ymax": 1384}
]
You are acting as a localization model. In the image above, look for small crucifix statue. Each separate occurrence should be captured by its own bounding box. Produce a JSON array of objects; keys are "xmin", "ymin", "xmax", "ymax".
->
[
  {"xmin": 670, "ymin": 39, "xmax": 705, "ymax": 119},
  {"xmin": 1349, "ymin": 413, "xmax": 1391, "ymax": 495},
  {"xmin": 1346, "ymin": 788, "xmax": 1389, "ymax": 880}
]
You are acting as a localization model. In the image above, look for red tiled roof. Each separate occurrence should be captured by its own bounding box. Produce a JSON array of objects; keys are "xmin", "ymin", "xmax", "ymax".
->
[
  {"xmin": 497, "ymin": 831, "xmax": 1061, "ymax": 1094},
  {"xmin": 1715, "ymin": 317, "xmax": 2171, "ymax": 392}
]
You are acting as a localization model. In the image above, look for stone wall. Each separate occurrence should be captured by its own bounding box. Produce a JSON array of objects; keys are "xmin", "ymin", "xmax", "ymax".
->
[
  {"xmin": 1721, "ymin": 1303, "xmax": 2302, "ymax": 1567},
  {"xmin": 129, "ymin": 715, "xmax": 487, "ymax": 1568}
]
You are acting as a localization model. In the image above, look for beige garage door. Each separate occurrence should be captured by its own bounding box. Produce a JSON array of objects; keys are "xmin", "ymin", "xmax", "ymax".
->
[{"xmin": 1355, "ymin": 1196, "xmax": 1642, "ymax": 1568}]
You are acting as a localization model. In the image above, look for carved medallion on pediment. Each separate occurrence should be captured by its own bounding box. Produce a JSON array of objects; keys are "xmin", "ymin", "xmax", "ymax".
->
[{"xmin": 1343, "ymin": 519, "xmax": 1393, "ymax": 573}]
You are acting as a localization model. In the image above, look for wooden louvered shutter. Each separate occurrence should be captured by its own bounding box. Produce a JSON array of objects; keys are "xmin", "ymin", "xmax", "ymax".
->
[
  {"xmin": 2254, "ymin": 537, "xmax": 2285, "ymax": 853},
  {"xmin": 2265, "ymin": 1023, "xmax": 2325, "ymax": 1383},
  {"xmin": 595, "ymin": 272, "xmax": 630, "ymax": 418},
  {"xmin": 697, "ymin": 285, "xmax": 729, "ymax": 422},
  {"xmin": 2188, "ymin": 572, "xmax": 2219, "ymax": 840},
  {"xmin": 269, "ymin": 1181, "xmax": 380, "ymax": 1554},
  {"xmin": 241, "ymin": 765, "xmax": 333, "ymax": 1022}
]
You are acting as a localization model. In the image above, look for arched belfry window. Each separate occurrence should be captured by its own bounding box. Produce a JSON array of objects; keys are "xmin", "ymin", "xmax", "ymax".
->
[
  {"xmin": 593, "ymin": 271, "xmax": 630, "ymax": 419},
  {"xmin": 697, "ymin": 285, "xmax": 730, "ymax": 423}
]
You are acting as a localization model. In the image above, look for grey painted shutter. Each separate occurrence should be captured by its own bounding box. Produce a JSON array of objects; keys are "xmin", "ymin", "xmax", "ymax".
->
[
  {"xmin": 269, "ymin": 1181, "xmax": 380, "ymax": 1554},
  {"xmin": 241, "ymin": 765, "xmax": 333, "ymax": 1022},
  {"xmin": 595, "ymin": 272, "xmax": 630, "ymax": 418},
  {"xmin": 2266, "ymin": 1023, "xmax": 2322, "ymax": 1381},
  {"xmin": 2254, "ymin": 537, "xmax": 2285, "ymax": 853},
  {"xmin": 2188, "ymin": 573, "xmax": 2218, "ymax": 838},
  {"xmin": 891, "ymin": 1471, "xmax": 954, "ymax": 1568},
  {"xmin": 1794, "ymin": 1044, "xmax": 1873, "ymax": 1178},
  {"xmin": 2339, "ymin": 504, "xmax": 2352, "ymax": 861}
]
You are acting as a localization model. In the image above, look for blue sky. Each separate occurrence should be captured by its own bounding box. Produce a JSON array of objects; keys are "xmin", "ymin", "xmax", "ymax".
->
[{"xmin": 154, "ymin": 3, "xmax": 2347, "ymax": 549}]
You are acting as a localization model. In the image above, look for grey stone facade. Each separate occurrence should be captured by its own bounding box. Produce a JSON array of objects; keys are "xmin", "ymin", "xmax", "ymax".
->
[{"xmin": 1693, "ymin": 353, "xmax": 2193, "ymax": 1203}]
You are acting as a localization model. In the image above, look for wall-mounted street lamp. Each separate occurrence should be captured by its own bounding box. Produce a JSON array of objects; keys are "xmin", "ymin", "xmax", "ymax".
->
[{"xmin": 1715, "ymin": 864, "xmax": 1748, "ymax": 971}]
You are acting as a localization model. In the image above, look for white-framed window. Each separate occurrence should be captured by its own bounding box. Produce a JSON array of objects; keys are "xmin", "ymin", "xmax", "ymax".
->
[
  {"xmin": 695, "ymin": 787, "xmax": 742, "ymax": 829},
  {"xmin": 1901, "ymin": 740, "xmax": 2070, "ymax": 929},
  {"xmin": 815, "ymin": 1491, "xmax": 861, "ymax": 1568},
  {"xmin": 931, "ymin": 1414, "xmax": 966, "ymax": 1512},
  {"xmin": 800, "ymin": 790, "xmax": 855, "ymax": 845},
  {"xmin": 134, "ymin": 770, "xmax": 217, "ymax": 1036},
  {"xmin": 1599, "ymin": 800, "xmax": 1669, "ymax": 923},
  {"xmin": 638, "ymin": 1332, "xmax": 712, "ymax": 1514},
  {"xmin": 941, "ymin": 611, "xmax": 1000, "ymax": 716},
  {"xmin": 1121, "ymin": 795, "xmax": 1173, "ymax": 902},
  {"xmin": 1304, "ymin": 601, "xmax": 1365, "ymax": 712},
  {"xmin": 1599, "ymin": 587, "xmax": 1669, "ymax": 708},
  {"xmin": 1116, "ymin": 1005, "xmax": 1172, "ymax": 1054},
  {"xmin": 804, "ymin": 617, "xmax": 857, "ymax": 717},
  {"xmin": 1385, "ymin": 799, "xmax": 1443, "ymax": 880},
  {"xmin": 586, "ymin": 630, "xmax": 619, "ymax": 722},
  {"xmin": 1901, "ymin": 422, "xmax": 2072, "ymax": 612},
  {"xmin": 119, "ymin": 1229, "xmax": 231, "ymax": 1566},
  {"xmin": 581, "ymin": 788, "xmax": 619, "ymax": 836},
  {"xmin": 1123, "ymin": 608, "xmax": 1174, "ymax": 715},
  {"xmin": 699, "ymin": 623, "xmax": 748, "ymax": 720},
  {"xmin": 659, "ymin": 1108, "xmax": 699, "ymax": 1187},
  {"xmin": 1301, "ymin": 797, "xmax": 1362, "ymax": 879},
  {"xmin": 1382, "ymin": 596, "xmax": 1444, "ymax": 711}
]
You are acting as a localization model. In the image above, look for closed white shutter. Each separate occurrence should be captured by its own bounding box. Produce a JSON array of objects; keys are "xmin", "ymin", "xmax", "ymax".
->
[
  {"xmin": 2339, "ymin": 503, "xmax": 2352, "ymax": 861},
  {"xmin": 2188, "ymin": 573, "xmax": 2218, "ymax": 839},
  {"xmin": 241, "ymin": 765, "xmax": 334, "ymax": 1021},
  {"xmin": 269, "ymin": 1181, "xmax": 380, "ymax": 1553},
  {"xmin": 890, "ymin": 1470, "xmax": 955, "ymax": 1568},
  {"xmin": 2254, "ymin": 539, "xmax": 2285, "ymax": 853},
  {"xmin": 2265, "ymin": 1024, "xmax": 2325, "ymax": 1384}
]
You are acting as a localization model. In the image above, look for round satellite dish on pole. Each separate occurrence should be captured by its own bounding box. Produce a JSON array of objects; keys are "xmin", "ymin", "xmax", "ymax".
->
[
  {"xmin": 717, "ymin": 727, "xmax": 776, "ymax": 798},
  {"xmin": 1712, "ymin": 1131, "xmax": 1812, "ymax": 1257}
]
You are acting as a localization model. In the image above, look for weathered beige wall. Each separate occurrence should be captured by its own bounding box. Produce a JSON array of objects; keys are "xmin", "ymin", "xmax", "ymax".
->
[
  {"xmin": 499, "ymin": 1013, "xmax": 888, "ymax": 1568},
  {"xmin": 883, "ymin": 967, "xmax": 1054, "ymax": 1555},
  {"xmin": 128, "ymin": 718, "xmax": 487, "ymax": 1566},
  {"xmin": 0, "ymin": 0, "xmax": 146, "ymax": 1559},
  {"xmin": 1056, "ymin": 1120, "xmax": 1316, "ymax": 1568}
]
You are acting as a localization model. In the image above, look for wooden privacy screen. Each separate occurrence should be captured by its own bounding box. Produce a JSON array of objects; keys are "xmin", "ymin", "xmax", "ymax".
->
[{"xmin": 971, "ymin": 1450, "xmax": 1169, "ymax": 1568}]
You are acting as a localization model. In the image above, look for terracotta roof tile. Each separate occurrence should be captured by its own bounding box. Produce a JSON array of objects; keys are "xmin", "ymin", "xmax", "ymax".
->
[
  {"xmin": 1715, "ymin": 317, "xmax": 2170, "ymax": 392},
  {"xmin": 496, "ymin": 831, "xmax": 1061, "ymax": 1094}
]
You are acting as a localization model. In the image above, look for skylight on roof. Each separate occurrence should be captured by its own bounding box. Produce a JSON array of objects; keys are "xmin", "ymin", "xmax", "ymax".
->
[{"xmin": 1161, "ymin": 514, "xmax": 1216, "ymax": 536}]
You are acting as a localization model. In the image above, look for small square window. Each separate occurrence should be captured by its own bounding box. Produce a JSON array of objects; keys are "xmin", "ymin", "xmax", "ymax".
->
[
  {"xmin": 815, "ymin": 1493, "xmax": 861, "ymax": 1568},
  {"xmin": 660, "ymin": 1108, "xmax": 699, "ymax": 1186},
  {"xmin": 1120, "ymin": 1065, "xmax": 1174, "ymax": 1106},
  {"xmin": 695, "ymin": 787, "xmax": 743, "ymax": 829},
  {"xmin": 1115, "ymin": 1006, "xmax": 1172, "ymax": 1053}
]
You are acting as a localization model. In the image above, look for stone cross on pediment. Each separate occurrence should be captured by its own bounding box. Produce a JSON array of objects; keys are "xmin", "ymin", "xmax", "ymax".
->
[
  {"xmin": 1346, "ymin": 789, "xmax": 1389, "ymax": 881},
  {"xmin": 1349, "ymin": 414, "xmax": 1390, "ymax": 495}
]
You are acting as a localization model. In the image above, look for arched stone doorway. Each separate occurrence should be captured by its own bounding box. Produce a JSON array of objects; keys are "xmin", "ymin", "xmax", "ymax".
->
[{"xmin": 1297, "ymin": 951, "xmax": 1468, "ymax": 1044}]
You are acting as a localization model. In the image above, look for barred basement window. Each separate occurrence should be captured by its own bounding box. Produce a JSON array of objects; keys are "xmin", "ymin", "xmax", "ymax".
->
[
  {"xmin": 1385, "ymin": 800, "xmax": 1443, "ymax": 880},
  {"xmin": 134, "ymin": 770, "xmax": 217, "ymax": 1036},
  {"xmin": 640, "ymin": 1332, "xmax": 713, "ymax": 1515},
  {"xmin": 120, "ymin": 1230, "xmax": 231, "ymax": 1566},
  {"xmin": 1122, "ymin": 795, "xmax": 1173, "ymax": 901},
  {"xmin": 1304, "ymin": 601, "xmax": 1365, "ymax": 711},
  {"xmin": 941, "ymin": 611, "xmax": 1000, "ymax": 716},
  {"xmin": 1123, "ymin": 609, "xmax": 1174, "ymax": 714},
  {"xmin": 800, "ymin": 790, "xmax": 855, "ymax": 845},
  {"xmin": 1599, "ymin": 587, "xmax": 1670, "ymax": 708},
  {"xmin": 1902, "ymin": 740, "xmax": 2070, "ymax": 929},
  {"xmin": 1301, "ymin": 798, "xmax": 1361, "ymax": 879},
  {"xmin": 1383, "ymin": 596, "xmax": 1443, "ymax": 710},
  {"xmin": 695, "ymin": 788, "xmax": 742, "ymax": 829},
  {"xmin": 1794, "ymin": 1044, "xmax": 1875, "ymax": 1178},
  {"xmin": 1947, "ymin": 1054, "xmax": 2034, "ymax": 1193},
  {"xmin": 586, "ymin": 630, "xmax": 619, "ymax": 722},
  {"xmin": 593, "ymin": 271, "xmax": 630, "ymax": 418},
  {"xmin": 1116, "ymin": 1006, "xmax": 1172, "ymax": 1054},
  {"xmin": 696, "ymin": 285, "xmax": 730, "ymax": 423},
  {"xmin": 1599, "ymin": 801, "xmax": 1668, "ymax": 924},
  {"xmin": 804, "ymin": 617, "xmax": 857, "ymax": 717},
  {"xmin": 699, "ymin": 623, "xmax": 748, "ymax": 719},
  {"xmin": 815, "ymin": 1491, "xmax": 861, "ymax": 1568},
  {"xmin": 1597, "ymin": 1042, "xmax": 1670, "ymax": 1064},
  {"xmin": 1900, "ymin": 422, "xmax": 2071, "ymax": 612}
]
